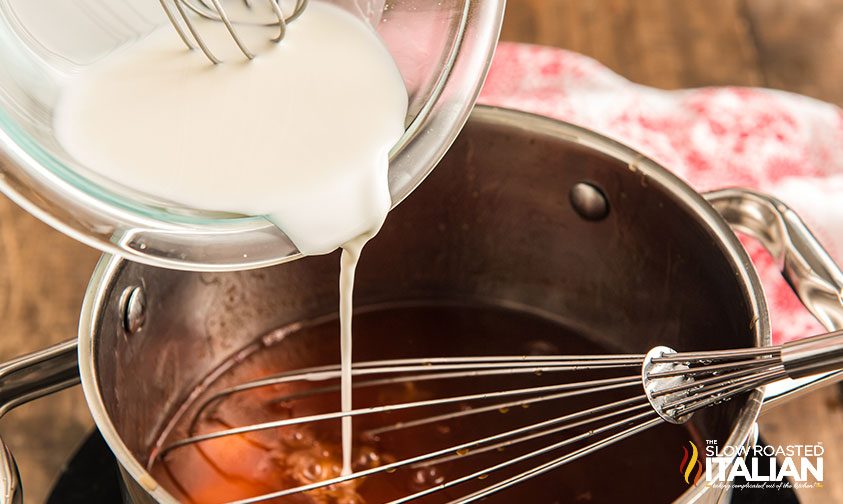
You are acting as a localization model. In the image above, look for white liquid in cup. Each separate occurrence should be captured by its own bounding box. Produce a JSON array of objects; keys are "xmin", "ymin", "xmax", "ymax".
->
[{"xmin": 55, "ymin": 1, "xmax": 409, "ymax": 478}]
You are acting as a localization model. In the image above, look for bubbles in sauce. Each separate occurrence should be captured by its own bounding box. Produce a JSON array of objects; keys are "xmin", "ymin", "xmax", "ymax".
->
[{"xmin": 150, "ymin": 303, "xmax": 706, "ymax": 503}]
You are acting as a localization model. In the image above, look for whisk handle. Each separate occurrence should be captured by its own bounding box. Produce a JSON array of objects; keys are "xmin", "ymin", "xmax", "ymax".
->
[{"xmin": 781, "ymin": 330, "xmax": 843, "ymax": 379}]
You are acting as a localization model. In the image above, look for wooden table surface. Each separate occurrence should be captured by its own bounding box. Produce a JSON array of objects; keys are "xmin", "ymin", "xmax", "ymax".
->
[{"xmin": 0, "ymin": 1, "xmax": 842, "ymax": 503}]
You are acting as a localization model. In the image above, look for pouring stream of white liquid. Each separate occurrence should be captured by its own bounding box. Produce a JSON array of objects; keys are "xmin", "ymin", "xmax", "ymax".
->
[
  {"xmin": 54, "ymin": 1, "xmax": 408, "ymax": 477},
  {"xmin": 339, "ymin": 231, "xmax": 377, "ymax": 474}
]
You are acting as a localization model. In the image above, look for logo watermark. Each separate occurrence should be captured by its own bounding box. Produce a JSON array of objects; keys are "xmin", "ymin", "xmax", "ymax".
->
[
  {"xmin": 679, "ymin": 441, "xmax": 703, "ymax": 485},
  {"xmin": 679, "ymin": 440, "xmax": 825, "ymax": 491}
]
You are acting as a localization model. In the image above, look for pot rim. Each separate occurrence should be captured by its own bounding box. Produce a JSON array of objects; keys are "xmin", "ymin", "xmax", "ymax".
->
[{"xmin": 77, "ymin": 105, "xmax": 770, "ymax": 503}]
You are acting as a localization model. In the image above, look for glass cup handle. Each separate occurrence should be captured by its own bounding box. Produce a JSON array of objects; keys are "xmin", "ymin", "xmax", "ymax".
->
[
  {"xmin": 0, "ymin": 339, "xmax": 79, "ymax": 504},
  {"xmin": 704, "ymin": 188, "xmax": 843, "ymax": 410}
]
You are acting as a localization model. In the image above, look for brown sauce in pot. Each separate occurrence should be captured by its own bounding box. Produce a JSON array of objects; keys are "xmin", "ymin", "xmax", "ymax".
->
[{"xmin": 150, "ymin": 303, "xmax": 705, "ymax": 503}]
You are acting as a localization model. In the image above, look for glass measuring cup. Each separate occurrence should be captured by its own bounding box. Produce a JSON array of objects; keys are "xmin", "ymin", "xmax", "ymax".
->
[{"xmin": 0, "ymin": 0, "xmax": 504, "ymax": 271}]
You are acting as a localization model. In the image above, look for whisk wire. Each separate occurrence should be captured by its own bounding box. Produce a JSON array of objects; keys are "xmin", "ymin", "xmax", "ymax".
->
[
  {"xmin": 449, "ymin": 415, "xmax": 665, "ymax": 504},
  {"xmin": 192, "ymin": 355, "xmax": 648, "ymax": 419},
  {"xmin": 647, "ymin": 356, "xmax": 777, "ymax": 379},
  {"xmin": 160, "ymin": 374, "xmax": 642, "ymax": 456},
  {"xmin": 650, "ymin": 365, "xmax": 771, "ymax": 398},
  {"xmin": 394, "ymin": 410, "xmax": 660, "ymax": 504},
  {"xmin": 204, "ymin": 0, "xmax": 255, "ymax": 59},
  {"xmin": 673, "ymin": 368, "xmax": 789, "ymax": 417},
  {"xmin": 159, "ymin": 0, "xmax": 309, "ymax": 63},
  {"xmin": 155, "ymin": 330, "xmax": 843, "ymax": 503},
  {"xmin": 163, "ymin": 0, "xmax": 222, "ymax": 63},
  {"xmin": 410, "ymin": 397, "xmax": 654, "ymax": 468},
  {"xmin": 225, "ymin": 396, "xmax": 659, "ymax": 503},
  {"xmin": 366, "ymin": 382, "xmax": 651, "ymax": 438}
]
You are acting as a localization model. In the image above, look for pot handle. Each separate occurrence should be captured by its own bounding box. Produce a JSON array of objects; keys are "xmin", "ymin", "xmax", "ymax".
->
[
  {"xmin": 0, "ymin": 339, "xmax": 79, "ymax": 504},
  {"xmin": 704, "ymin": 188, "xmax": 843, "ymax": 410}
]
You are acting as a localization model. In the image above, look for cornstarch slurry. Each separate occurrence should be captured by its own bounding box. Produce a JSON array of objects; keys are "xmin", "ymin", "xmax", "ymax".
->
[{"xmin": 54, "ymin": 1, "xmax": 408, "ymax": 476}]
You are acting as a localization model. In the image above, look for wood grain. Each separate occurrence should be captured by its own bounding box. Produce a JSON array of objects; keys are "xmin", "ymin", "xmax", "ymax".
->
[
  {"xmin": 760, "ymin": 386, "xmax": 843, "ymax": 504},
  {"xmin": 501, "ymin": 0, "xmax": 765, "ymax": 89},
  {"xmin": 745, "ymin": 0, "xmax": 843, "ymax": 106},
  {"xmin": 0, "ymin": 197, "xmax": 97, "ymax": 503}
]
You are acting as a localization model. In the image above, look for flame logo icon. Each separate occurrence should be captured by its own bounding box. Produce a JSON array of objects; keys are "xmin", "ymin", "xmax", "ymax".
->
[{"xmin": 679, "ymin": 441, "xmax": 703, "ymax": 485}]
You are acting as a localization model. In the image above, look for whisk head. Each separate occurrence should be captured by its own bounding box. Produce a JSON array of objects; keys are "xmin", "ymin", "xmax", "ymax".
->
[
  {"xmin": 152, "ymin": 344, "xmax": 788, "ymax": 503},
  {"xmin": 157, "ymin": 0, "xmax": 308, "ymax": 63}
]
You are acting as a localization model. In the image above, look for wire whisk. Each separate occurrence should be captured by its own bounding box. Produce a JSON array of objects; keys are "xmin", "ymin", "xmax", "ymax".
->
[
  {"xmin": 157, "ymin": 0, "xmax": 308, "ymax": 63},
  {"xmin": 153, "ymin": 330, "xmax": 843, "ymax": 503}
]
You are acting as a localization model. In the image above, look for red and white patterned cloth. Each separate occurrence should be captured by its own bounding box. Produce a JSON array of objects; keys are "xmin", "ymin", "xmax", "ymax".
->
[{"xmin": 479, "ymin": 43, "xmax": 843, "ymax": 344}]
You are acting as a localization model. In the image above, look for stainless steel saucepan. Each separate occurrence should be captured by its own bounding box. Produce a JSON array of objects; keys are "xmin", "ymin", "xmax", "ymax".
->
[{"xmin": 1, "ymin": 106, "xmax": 841, "ymax": 503}]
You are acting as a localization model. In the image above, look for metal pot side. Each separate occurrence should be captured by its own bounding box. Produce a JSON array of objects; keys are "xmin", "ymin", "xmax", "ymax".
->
[{"xmin": 78, "ymin": 107, "xmax": 771, "ymax": 503}]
